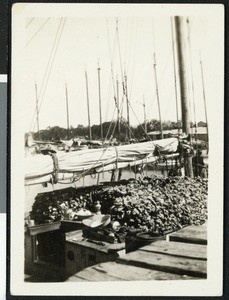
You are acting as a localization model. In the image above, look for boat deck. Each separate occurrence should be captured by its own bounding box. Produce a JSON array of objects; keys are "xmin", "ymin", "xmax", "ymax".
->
[{"xmin": 66, "ymin": 222, "xmax": 207, "ymax": 281}]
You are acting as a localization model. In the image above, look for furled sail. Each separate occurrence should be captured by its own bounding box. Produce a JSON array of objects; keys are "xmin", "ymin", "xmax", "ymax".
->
[{"xmin": 25, "ymin": 138, "xmax": 179, "ymax": 186}]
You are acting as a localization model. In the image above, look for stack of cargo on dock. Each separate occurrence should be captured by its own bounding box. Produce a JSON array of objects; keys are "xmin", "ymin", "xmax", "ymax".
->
[{"xmin": 24, "ymin": 175, "xmax": 208, "ymax": 282}]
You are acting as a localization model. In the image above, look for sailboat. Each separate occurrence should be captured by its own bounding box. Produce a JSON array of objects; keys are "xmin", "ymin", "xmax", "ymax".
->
[{"xmin": 25, "ymin": 16, "xmax": 209, "ymax": 186}]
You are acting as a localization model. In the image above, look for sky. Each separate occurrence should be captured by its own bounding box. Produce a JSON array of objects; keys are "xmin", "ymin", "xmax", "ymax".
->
[{"xmin": 24, "ymin": 10, "xmax": 221, "ymax": 132}]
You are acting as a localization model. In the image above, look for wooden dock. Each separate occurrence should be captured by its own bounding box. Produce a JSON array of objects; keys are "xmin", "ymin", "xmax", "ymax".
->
[{"xmin": 66, "ymin": 223, "xmax": 207, "ymax": 281}]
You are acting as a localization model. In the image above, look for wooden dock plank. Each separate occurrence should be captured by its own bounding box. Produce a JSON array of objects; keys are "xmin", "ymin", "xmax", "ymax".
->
[
  {"xmin": 117, "ymin": 249, "xmax": 207, "ymax": 278},
  {"xmin": 65, "ymin": 223, "xmax": 208, "ymax": 281},
  {"xmin": 140, "ymin": 241, "xmax": 207, "ymax": 260},
  {"xmin": 169, "ymin": 224, "xmax": 207, "ymax": 245},
  {"xmin": 66, "ymin": 262, "xmax": 196, "ymax": 281}
]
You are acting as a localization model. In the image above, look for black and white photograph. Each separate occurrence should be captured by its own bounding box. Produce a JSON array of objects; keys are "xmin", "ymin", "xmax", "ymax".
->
[{"xmin": 10, "ymin": 3, "xmax": 224, "ymax": 296}]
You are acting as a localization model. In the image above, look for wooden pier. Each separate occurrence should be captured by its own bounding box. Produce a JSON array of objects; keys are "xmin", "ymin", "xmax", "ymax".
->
[{"xmin": 66, "ymin": 222, "xmax": 207, "ymax": 281}]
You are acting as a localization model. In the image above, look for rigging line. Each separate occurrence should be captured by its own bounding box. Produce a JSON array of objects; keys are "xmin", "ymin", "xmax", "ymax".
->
[
  {"xmin": 29, "ymin": 18, "xmax": 64, "ymax": 131},
  {"xmin": 110, "ymin": 96, "xmax": 138, "ymax": 143},
  {"xmin": 105, "ymin": 108, "xmax": 116, "ymax": 140},
  {"xmin": 108, "ymin": 87, "xmax": 124, "ymax": 140},
  {"xmin": 109, "ymin": 115, "xmax": 119, "ymax": 141},
  {"xmin": 104, "ymin": 72, "xmax": 112, "ymax": 121},
  {"xmin": 152, "ymin": 18, "xmax": 156, "ymax": 53},
  {"xmin": 126, "ymin": 18, "xmax": 134, "ymax": 74},
  {"xmin": 111, "ymin": 32, "xmax": 118, "ymax": 99},
  {"xmin": 37, "ymin": 18, "xmax": 64, "ymax": 101},
  {"xmin": 129, "ymin": 18, "xmax": 139, "ymax": 101},
  {"xmin": 52, "ymin": 127, "xmax": 65, "ymax": 140},
  {"xmin": 106, "ymin": 18, "xmax": 117, "ymax": 99},
  {"xmin": 163, "ymin": 86, "xmax": 177, "ymax": 121},
  {"xmin": 187, "ymin": 18, "xmax": 197, "ymax": 137},
  {"xmin": 105, "ymin": 19, "xmax": 118, "ymax": 123},
  {"xmin": 32, "ymin": 18, "xmax": 66, "ymax": 131},
  {"xmin": 31, "ymin": 18, "xmax": 66, "ymax": 131},
  {"xmin": 150, "ymin": 50, "xmax": 173, "ymax": 104},
  {"xmin": 26, "ymin": 17, "xmax": 35, "ymax": 28},
  {"xmin": 199, "ymin": 51, "xmax": 209, "ymax": 150},
  {"xmin": 170, "ymin": 17, "xmax": 180, "ymax": 132},
  {"xmin": 116, "ymin": 19, "xmax": 132, "ymax": 139},
  {"xmin": 117, "ymin": 94, "xmax": 126, "ymax": 140},
  {"xmin": 116, "ymin": 18, "xmax": 125, "ymax": 83},
  {"xmin": 123, "ymin": 114, "xmax": 138, "ymax": 142},
  {"xmin": 119, "ymin": 91, "xmax": 125, "ymax": 124},
  {"xmin": 71, "ymin": 146, "xmax": 109, "ymax": 183},
  {"xmin": 183, "ymin": 21, "xmax": 194, "ymax": 140},
  {"xmin": 37, "ymin": 18, "xmax": 66, "ymax": 114},
  {"xmin": 124, "ymin": 18, "xmax": 129, "ymax": 65},
  {"xmin": 72, "ymin": 118, "xmax": 121, "ymax": 183},
  {"xmin": 26, "ymin": 18, "xmax": 50, "ymax": 47},
  {"xmin": 105, "ymin": 106, "xmax": 117, "ymax": 140},
  {"xmin": 127, "ymin": 98, "xmax": 153, "ymax": 142},
  {"xmin": 149, "ymin": 50, "xmax": 173, "ymax": 121}
]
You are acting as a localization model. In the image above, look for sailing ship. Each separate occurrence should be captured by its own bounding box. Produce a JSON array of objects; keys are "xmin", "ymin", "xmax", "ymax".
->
[{"xmin": 25, "ymin": 16, "xmax": 208, "ymax": 187}]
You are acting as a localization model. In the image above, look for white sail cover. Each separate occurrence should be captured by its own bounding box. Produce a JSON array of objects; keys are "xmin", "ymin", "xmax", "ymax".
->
[
  {"xmin": 25, "ymin": 138, "xmax": 178, "ymax": 185},
  {"xmin": 25, "ymin": 154, "xmax": 53, "ymax": 179},
  {"xmin": 60, "ymin": 139, "xmax": 74, "ymax": 147}
]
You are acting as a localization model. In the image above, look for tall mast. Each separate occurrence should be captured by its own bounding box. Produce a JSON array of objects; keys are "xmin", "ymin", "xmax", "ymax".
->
[
  {"xmin": 153, "ymin": 52, "xmax": 163, "ymax": 139},
  {"xmin": 85, "ymin": 71, "xmax": 92, "ymax": 140},
  {"xmin": 174, "ymin": 16, "xmax": 193, "ymax": 177},
  {"xmin": 116, "ymin": 76, "xmax": 121, "ymax": 142},
  {"xmin": 97, "ymin": 63, "xmax": 103, "ymax": 143},
  {"xmin": 124, "ymin": 73, "xmax": 131, "ymax": 140},
  {"xmin": 199, "ymin": 54, "xmax": 209, "ymax": 150},
  {"xmin": 65, "ymin": 83, "xmax": 70, "ymax": 140},
  {"xmin": 143, "ymin": 95, "xmax": 147, "ymax": 133},
  {"xmin": 187, "ymin": 17, "xmax": 198, "ymax": 143},
  {"xmin": 170, "ymin": 17, "xmax": 180, "ymax": 135},
  {"xmin": 35, "ymin": 82, "xmax": 40, "ymax": 140}
]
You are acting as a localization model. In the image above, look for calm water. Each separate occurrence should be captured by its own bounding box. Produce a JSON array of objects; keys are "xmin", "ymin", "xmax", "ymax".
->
[{"xmin": 25, "ymin": 167, "xmax": 166, "ymax": 213}]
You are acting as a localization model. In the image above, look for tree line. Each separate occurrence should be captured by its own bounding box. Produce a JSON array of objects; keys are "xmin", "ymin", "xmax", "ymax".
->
[{"xmin": 29, "ymin": 119, "xmax": 189, "ymax": 142}]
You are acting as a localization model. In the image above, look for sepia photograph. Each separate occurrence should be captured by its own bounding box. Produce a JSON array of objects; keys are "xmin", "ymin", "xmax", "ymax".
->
[{"xmin": 10, "ymin": 3, "xmax": 224, "ymax": 296}]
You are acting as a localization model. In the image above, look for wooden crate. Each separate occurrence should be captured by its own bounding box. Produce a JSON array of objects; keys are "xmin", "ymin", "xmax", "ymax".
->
[{"xmin": 65, "ymin": 232, "xmax": 125, "ymax": 277}]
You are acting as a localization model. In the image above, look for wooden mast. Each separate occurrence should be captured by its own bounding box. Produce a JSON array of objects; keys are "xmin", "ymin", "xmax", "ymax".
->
[
  {"xmin": 199, "ymin": 54, "xmax": 209, "ymax": 150},
  {"xmin": 35, "ymin": 82, "xmax": 40, "ymax": 140},
  {"xmin": 170, "ymin": 17, "xmax": 180, "ymax": 135},
  {"xmin": 143, "ymin": 95, "xmax": 147, "ymax": 134},
  {"xmin": 65, "ymin": 83, "xmax": 70, "ymax": 140},
  {"xmin": 124, "ymin": 73, "xmax": 131, "ymax": 140},
  {"xmin": 85, "ymin": 71, "xmax": 92, "ymax": 140},
  {"xmin": 153, "ymin": 52, "xmax": 163, "ymax": 139},
  {"xmin": 187, "ymin": 17, "xmax": 198, "ymax": 144},
  {"xmin": 174, "ymin": 16, "xmax": 193, "ymax": 177},
  {"xmin": 97, "ymin": 63, "xmax": 103, "ymax": 143},
  {"xmin": 116, "ymin": 76, "xmax": 121, "ymax": 142}
]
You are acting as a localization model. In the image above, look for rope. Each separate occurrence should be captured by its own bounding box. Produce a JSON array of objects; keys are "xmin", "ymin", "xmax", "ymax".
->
[
  {"xmin": 29, "ymin": 18, "xmax": 62, "ymax": 131},
  {"xmin": 114, "ymin": 146, "xmax": 119, "ymax": 170},
  {"xmin": 116, "ymin": 18, "xmax": 125, "ymax": 83},
  {"xmin": 163, "ymin": 87, "xmax": 177, "ymax": 121},
  {"xmin": 26, "ymin": 18, "xmax": 35, "ymax": 28},
  {"xmin": 127, "ymin": 99, "xmax": 154, "ymax": 143},
  {"xmin": 62, "ymin": 122, "xmax": 120, "ymax": 184},
  {"xmin": 129, "ymin": 18, "xmax": 139, "ymax": 101},
  {"xmin": 30, "ymin": 18, "xmax": 66, "ymax": 132},
  {"xmin": 104, "ymin": 107, "xmax": 117, "ymax": 141},
  {"xmin": 49, "ymin": 153, "xmax": 59, "ymax": 184},
  {"xmin": 126, "ymin": 18, "xmax": 134, "ymax": 75},
  {"xmin": 124, "ymin": 18, "xmax": 129, "ymax": 67},
  {"xmin": 26, "ymin": 18, "xmax": 50, "ymax": 47},
  {"xmin": 106, "ymin": 18, "xmax": 117, "ymax": 101},
  {"xmin": 36, "ymin": 18, "xmax": 66, "ymax": 125}
]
